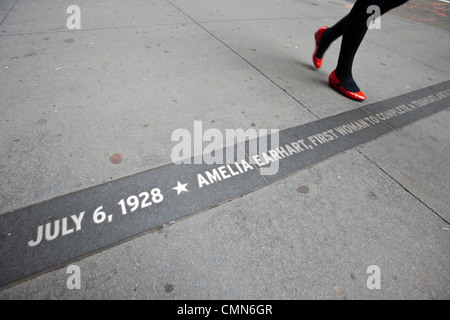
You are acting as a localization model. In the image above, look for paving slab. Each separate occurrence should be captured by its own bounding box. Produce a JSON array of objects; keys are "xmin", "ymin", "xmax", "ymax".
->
[
  {"xmin": 269, "ymin": 0, "xmax": 352, "ymax": 19},
  {"xmin": 0, "ymin": 18, "xmax": 316, "ymax": 215},
  {"xmin": 375, "ymin": 0, "xmax": 450, "ymax": 32},
  {"xmin": 168, "ymin": 0, "xmax": 306, "ymax": 22},
  {"xmin": 361, "ymin": 14, "xmax": 450, "ymax": 74},
  {"xmin": 1, "ymin": 78, "xmax": 448, "ymax": 291},
  {"xmin": 1, "ymin": 149, "xmax": 448, "ymax": 299},
  {"xmin": 358, "ymin": 109, "xmax": 450, "ymax": 222},
  {"xmin": 0, "ymin": 0, "xmax": 190, "ymax": 34},
  {"xmin": 0, "ymin": 0, "xmax": 449, "ymax": 300}
]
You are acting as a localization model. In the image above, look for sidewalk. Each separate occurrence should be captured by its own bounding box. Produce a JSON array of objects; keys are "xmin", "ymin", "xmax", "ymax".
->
[{"xmin": 0, "ymin": 0, "xmax": 449, "ymax": 299}]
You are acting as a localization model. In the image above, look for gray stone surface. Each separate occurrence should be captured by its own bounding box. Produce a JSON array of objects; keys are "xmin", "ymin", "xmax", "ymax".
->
[
  {"xmin": 358, "ymin": 109, "xmax": 450, "ymax": 222},
  {"xmin": 0, "ymin": 0, "xmax": 449, "ymax": 299}
]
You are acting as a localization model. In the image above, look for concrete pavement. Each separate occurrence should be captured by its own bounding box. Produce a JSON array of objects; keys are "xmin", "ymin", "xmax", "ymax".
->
[{"xmin": 0, "ymin": 0, "xmax": 449, "ymax": 300}]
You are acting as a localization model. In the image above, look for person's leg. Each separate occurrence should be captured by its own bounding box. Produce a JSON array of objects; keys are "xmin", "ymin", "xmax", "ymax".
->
[
  {"xmin": 315, "ymin": 0, "xmax": 408, "ymax": 68},
  {"xmin": 314, "ymin": 17, "xmax": 345, "ymax": 61},
  {"xmin": 333, "ymin": 0, "xmax": 387, "ymax": 92}
]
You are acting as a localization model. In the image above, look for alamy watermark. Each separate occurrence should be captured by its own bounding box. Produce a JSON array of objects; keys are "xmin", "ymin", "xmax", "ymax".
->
[
  {"xmin": 66, "ymin": 5, "xmax": 81, "ymax": 30},
  {"xmin": 366, "ymin": 265, "xmax": 381, "ymax": 290},
  {"xmin": 367, "ymin": 5, "xmax": 381, "ymax": 30},
  {"xmin": 66, "ymin": 265, "xmax": 81, "ymax": 289},
  {"xmin": 171, "ymin": 121, "xmax": 280, "ymax": 176},
  {"xmin": 65, "ymin": 263, "xmax": 382, "ymax": 291}
]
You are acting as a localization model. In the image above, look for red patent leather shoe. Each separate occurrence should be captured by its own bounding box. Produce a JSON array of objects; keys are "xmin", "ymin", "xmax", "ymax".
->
[
  {"xmin": 328, "ymin": 70, "xmax": 367, "ymax": 101},
  {"xmin": 313, "ymin": 26, "xmax": 328, "ymax": 69}
]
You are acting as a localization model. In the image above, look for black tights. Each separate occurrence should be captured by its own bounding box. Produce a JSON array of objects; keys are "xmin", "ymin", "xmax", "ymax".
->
[{"xmin": 317, "ymin": 0, "xmax": 409, "ymax": 92}]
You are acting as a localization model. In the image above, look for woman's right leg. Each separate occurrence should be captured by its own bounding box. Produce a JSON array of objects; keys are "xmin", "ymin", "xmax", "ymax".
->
[{"xmin": 333, "ymin": 0, "xmax": 388, "ymax": 93}]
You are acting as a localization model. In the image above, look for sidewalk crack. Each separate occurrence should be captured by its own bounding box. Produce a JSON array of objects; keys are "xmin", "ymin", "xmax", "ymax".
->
[
  {"xmin": 358, "ymin": 150, "xmax": 449, "ymax": 225},
  {"xmin": 165, "ymin": 0, "xmax": 320, "ymax": 120},
  {"xmin": 0, "ymin": 0, "xmax": 20, "ymax": 27}
]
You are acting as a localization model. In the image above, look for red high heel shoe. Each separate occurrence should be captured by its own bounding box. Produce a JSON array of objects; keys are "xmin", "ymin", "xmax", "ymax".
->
[
  {"xmin": 313, "ymin": 26, "xmax": 328, "ymax": 69},
  {"xmin": 328, "ymin": 71, "xmax": 367, "ymax": 101}
]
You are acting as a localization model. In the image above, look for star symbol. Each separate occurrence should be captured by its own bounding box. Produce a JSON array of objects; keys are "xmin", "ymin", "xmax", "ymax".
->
[{"xmin": 172, "ymin": 181, "xmax": 189, "ymax": 195}]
